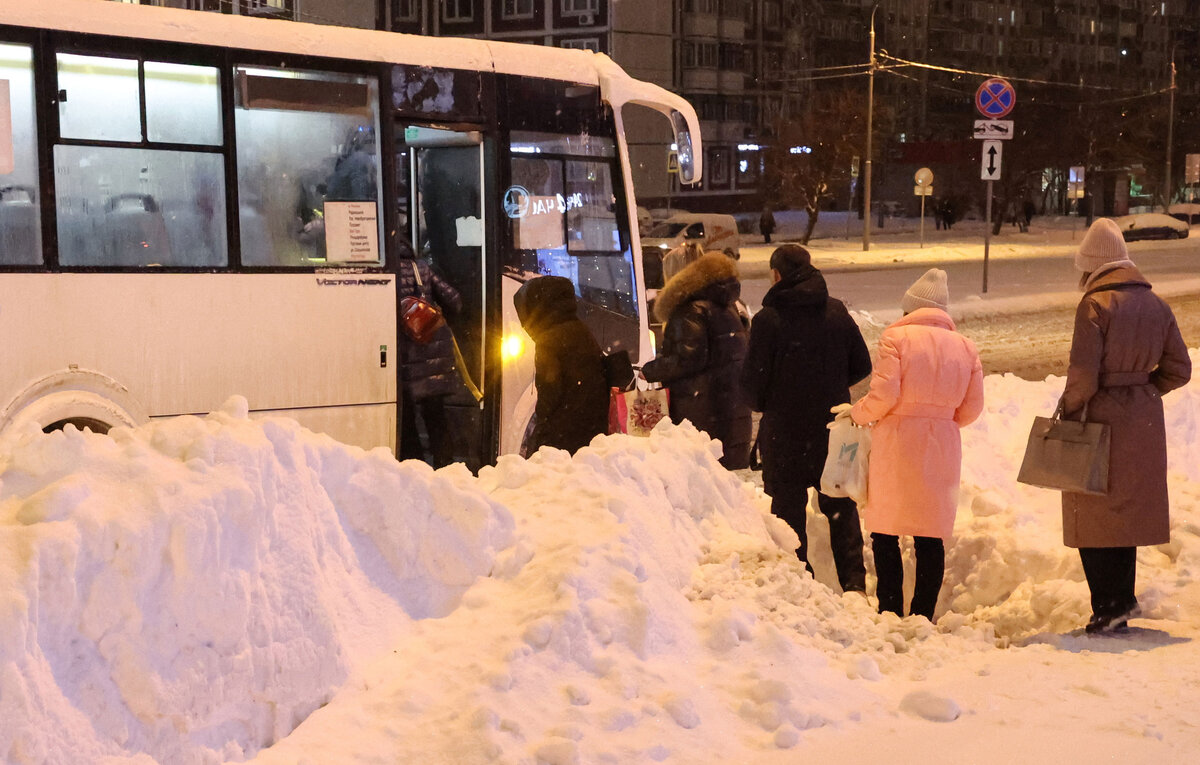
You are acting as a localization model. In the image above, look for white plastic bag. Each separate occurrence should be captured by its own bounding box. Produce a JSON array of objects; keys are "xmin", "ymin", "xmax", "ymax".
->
[{"xmin": 820, "ymin": 409, "xmax": 871, "ymax": 506}]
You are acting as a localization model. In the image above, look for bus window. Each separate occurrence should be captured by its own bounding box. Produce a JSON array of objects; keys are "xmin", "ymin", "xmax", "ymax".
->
[
  {"xmin": 57, "ymin": 54, "xmax": 142, "ymax": 143},
  {"xmin": 58, "ymin": 56, "xmax": 222, "ymax": 147},
  {"xmin": 0, "ymin": 42, "xmax": 41, "ymax": 265},
  {"xmin": 506, "ymin": 132, "xmax": 638, "ymax": 348},
  {"xmin": 54, "ymin": 52, "xmax": 226, "ymax": 267},
  {"xmin": 234, "ymin": 67, "xmax": 383, "ymax": 267},
  {"xmin": 55, "ymin": 146, "xmax": 227, "ymax": 267},
  {"xmin": 144, "ymin": 62, "xmax": 222, "ymax": 146}
]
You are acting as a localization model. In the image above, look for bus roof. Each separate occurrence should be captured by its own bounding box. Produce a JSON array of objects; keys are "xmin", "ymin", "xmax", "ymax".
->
[{"xmin": 0, "ymin": 0, "xmax": 603, "ymax": 86}]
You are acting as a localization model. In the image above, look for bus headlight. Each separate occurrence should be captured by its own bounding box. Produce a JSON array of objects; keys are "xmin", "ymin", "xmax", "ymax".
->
[{"xmin": 502, "ymin": 333, "xmax": 525, "ymax": 362}]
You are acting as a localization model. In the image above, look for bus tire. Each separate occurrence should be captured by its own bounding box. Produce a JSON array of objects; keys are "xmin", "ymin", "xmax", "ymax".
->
[{"xmin": 0, "ymin": 368, "xmax": 148, "ymax": 438}]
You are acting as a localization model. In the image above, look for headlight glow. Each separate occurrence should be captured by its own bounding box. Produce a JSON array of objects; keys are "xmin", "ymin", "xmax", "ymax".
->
[{"xmin": 502, "ymin": 333, "xmax": 525, "ymax": 362}]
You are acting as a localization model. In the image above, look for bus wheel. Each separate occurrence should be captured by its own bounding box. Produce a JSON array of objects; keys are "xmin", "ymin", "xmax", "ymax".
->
[{"xmin": 0, "ymin": 369, "xmax": 148, "ymax": 439}]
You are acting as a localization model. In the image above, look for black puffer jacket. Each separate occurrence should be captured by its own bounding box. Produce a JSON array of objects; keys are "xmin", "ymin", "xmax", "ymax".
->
[
  {"xmin": 398, "ymin": 257, "xmax": 463, "ymax": 401},
  {"xmin": 515, "ymin": 276, "xmax": 609, "ymax": 455},
  {"xmin": 642, "ymin": 253, "xmax": 752, "ymax": 468},
  {"xmin": 741, "ymin": 264, "xmax": 871, "ymax": 492}
]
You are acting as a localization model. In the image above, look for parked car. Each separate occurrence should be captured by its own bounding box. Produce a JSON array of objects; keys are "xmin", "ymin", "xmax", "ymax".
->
[
  {"xmin": 1168, "ymin": 203, "xmax": 1200, "ymax": 226},
  {"xmin": 647, "ymin": 207, "xmax": 690, "ymax": 228},
  {"xmin": 641, "ymin": 213, "xmax": 742, "ymax": 259},
  {"xmin": 1113, "ymin": 213, "xmax": 1190, "ymax": 242},
  {"xmin": 635, "ymin": 205, "xmax": 653, "ymax": 235}
]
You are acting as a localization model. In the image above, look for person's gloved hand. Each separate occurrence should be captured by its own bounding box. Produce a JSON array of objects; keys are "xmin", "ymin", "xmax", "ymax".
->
[{"xmin": 830, "ymin": 403, "xmax": 865, "ymax": 428}]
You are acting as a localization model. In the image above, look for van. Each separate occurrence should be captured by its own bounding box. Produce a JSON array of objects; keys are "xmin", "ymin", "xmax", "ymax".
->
[{"xmin": 641, "ymin": 213, "xmax": 741, "ymax": 260}]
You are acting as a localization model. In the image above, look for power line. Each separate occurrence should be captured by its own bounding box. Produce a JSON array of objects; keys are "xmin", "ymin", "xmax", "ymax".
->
[
  {"xmin": 877, "ymin": 52, "xmax": 1119, "ymax": 90},
  {"xmin": 777, "ymin": 64, "xmax": 906, "ymax": 84},
  {"xmin": 882, "ymin": 67, "xmax": 1174, "ymax": 108}
]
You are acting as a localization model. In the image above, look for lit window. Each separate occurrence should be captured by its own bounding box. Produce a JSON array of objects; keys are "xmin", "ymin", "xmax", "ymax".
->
[
  {"xmin": 561, "ymin": 0, "xmax": 599, "ymax": 16},
  {"xmin": 242, "ymin": 0, "xmax": 292, "ymax": 17},
  {"xmin": 561, "ymin": 38, "xmax": 600, "ymax": 52}
]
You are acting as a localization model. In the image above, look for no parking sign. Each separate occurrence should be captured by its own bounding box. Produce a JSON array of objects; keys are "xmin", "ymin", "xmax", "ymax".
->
[{"xmin": 975, "ymin": 78, "xmax": 1016, "ymax": 118}]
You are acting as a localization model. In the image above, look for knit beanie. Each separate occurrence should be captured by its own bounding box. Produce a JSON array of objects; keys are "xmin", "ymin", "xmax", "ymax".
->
[
  {"xmin": 1075, "ymin": 218, "xmax": 1129, "ymax": 273},
  {"xmin": 901, "ymin": 268, "xmax": 949, "ymax": 314}
]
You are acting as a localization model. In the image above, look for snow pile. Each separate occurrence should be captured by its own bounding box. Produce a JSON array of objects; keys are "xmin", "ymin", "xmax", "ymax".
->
[
  {"xmin": 4, "ymin": 366, "xmax": 1200, "ymax": 763},
  {"xmin": 0, "ymin": 397, "xmax": 512, "ymax": 764}
]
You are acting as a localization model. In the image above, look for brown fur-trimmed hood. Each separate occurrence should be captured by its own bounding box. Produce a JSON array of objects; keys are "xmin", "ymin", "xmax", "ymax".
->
[{"xmin": 654, "ymin": 253, "xmax": 740, "ymax": 323}]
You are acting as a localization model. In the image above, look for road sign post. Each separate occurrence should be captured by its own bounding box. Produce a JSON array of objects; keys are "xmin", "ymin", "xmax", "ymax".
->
[
  {"xmin": 974, "ymin": 78, "xmax": 1014, "ymax": 294},
  {"xmin": 914, "ymin": 167, "xmax": 933, "ymax": 248}
]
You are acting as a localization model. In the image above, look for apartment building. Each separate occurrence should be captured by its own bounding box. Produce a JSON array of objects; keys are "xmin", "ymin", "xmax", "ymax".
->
[{"xmin": 103, "ymin": 0, "xmax": 1200, "ymax": 212}]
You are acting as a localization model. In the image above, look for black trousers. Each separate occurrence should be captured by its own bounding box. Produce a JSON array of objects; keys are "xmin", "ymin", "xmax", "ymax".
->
[
  {"xmin": 1078, "ymin": 546, "xmax": 1138, "ymax": 620},
  {"xmin": 400, "ymin": 393, "xmax": 452, "ymax": 467},
  {"xmin": 771, "ymin": 488, "xmax": 866, "ymax": 593},
  {"xmin": 871, "ymin": 533, "xmax": 945, "ymax": 620}
]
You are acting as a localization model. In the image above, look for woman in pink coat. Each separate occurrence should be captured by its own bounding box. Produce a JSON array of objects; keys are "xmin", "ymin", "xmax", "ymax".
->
[{"xmin": 850, "ymin": 268, "xmax": 985, "ymax": 620}]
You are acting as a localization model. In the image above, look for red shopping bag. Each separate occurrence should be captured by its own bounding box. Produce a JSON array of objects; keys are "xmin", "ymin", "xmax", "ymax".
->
[{"xmin": 609, "ymin": 387, "xmax": 670, "ymax": 436}]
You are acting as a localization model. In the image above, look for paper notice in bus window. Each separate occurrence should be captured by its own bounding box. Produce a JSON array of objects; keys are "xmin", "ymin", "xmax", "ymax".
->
[
  {"xmin": 324, "ymin": 201, "xmax": 379, "ymax": 263},
  {"xmin": 0, "ymin": 81, "xmax": 13, "ymax": 175},
  {"xmin": 514, "ymin": 196, "xmax": 565, "ymax": 251},
  {"xmin": 455, "ymin": 216, "xmax": 483, "ymax": 247}
]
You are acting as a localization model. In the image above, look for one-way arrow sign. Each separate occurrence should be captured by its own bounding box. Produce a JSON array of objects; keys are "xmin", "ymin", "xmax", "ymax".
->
[{"xmin": 980, "ymin": 139, "xmax": 1003, "ymax": 181}]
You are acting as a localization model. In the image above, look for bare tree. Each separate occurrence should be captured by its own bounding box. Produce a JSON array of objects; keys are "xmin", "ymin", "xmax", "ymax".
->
[{"xmin": 763, "ymin": 88, "xmax": 877, "ymax": 244}]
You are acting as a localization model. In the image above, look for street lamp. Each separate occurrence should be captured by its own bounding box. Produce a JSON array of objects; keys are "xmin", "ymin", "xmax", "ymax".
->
[{"xmin": 863, "ymin": 4, "xmax": 878, "ymax": 252}]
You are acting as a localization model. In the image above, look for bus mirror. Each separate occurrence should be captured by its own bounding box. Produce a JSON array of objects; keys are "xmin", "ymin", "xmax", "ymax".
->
[{"xmin": 669, "ymin": 110, "xmax": 696, "ymax": 185}]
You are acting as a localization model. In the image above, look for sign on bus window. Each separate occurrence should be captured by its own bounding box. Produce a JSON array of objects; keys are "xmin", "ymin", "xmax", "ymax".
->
[{"xmin": 324, "ymin": 201, "xmax": 379, "ymax": 262}]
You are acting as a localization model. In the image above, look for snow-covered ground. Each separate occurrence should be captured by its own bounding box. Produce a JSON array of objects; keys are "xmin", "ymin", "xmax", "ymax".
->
[
  {"xmin": 735, "ymin": 210, "xmax": 1199, "ymax": 273},
  {"xmin": 5, "ymin": 358, "xmax": 1200, "ymax": 763}
]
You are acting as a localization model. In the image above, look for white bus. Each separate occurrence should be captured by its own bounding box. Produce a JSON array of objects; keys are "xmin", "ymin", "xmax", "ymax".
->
[{"xmin": 0, "ymin": 0, "xmax": 700, "ymax": 468}]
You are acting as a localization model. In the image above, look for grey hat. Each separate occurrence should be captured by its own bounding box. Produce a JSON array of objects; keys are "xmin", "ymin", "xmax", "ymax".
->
[
  {"xmin": 1075, "ymin": 218, "xmax": 1130, "ymax": 273},
  {"xmin": 901, "ymin": 268, "xmax": 949, "ymax": 313}
]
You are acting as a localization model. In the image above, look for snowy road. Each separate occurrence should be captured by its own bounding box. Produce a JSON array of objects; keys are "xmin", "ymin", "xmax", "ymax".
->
[
  {"xmin": 740, "ymin": 239, "xmax": 1200, "ymax": 380},
  {"xmin": 955, "ymin": 293, "xmax": 1200, "ymax": 379}
]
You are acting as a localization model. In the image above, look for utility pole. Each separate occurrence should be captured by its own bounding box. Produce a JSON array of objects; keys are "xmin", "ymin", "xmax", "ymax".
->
[
  {"xmin": 863, "ymin": 4, "xmax": 878, "ymax": 252},
  {"xmin": 1166, "ymin": 51, "xmax": 1177, "ymax": 212}
]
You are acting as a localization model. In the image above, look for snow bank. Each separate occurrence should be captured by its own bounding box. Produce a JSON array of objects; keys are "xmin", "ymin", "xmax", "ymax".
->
[
  {"xmin": 0, "ymin": 397, "xmax": 512, "ymax": 764},
  {"xmin": 4, "ymin": 363, "xmax": 1200, "ymax": 763}
]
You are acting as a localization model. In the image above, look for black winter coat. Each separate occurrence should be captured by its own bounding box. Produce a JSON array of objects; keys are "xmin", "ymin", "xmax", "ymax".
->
[
  {"xmin": 399, "ymin": 258, "xmax": 463, "ymax": 401},
  {"xmin": 642, "ymin": 253, "xmax": 753, "ymax": 469},
  {"xmin": 515, "ymin": 276, "xmax": 609, "ymax": 455},
  {"xmin": 741, "ymin": 264, "xmax": 872, "ymax": 493}
]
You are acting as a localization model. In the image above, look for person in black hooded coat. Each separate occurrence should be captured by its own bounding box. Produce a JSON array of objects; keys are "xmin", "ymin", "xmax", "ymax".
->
[
  {"xmin": 741, "ymin": 244, "xmax": 872, "ymax": 593},
  {"xmin": 514, "ymin": 275, "xmax": 609, "ymax": 455},
  {"xmin": 642, "ymin": 252, "xmax": 753, "ymax": 469}
]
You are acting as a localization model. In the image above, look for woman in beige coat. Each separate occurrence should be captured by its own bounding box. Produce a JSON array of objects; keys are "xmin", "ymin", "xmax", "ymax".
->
[
  {"xmin": 1063, "ymin": 218, "xmax": 1191, "ymax": 634},
  {"xmin": 851, "ymin": 269, "xmax": 984, "ymax": 620}
]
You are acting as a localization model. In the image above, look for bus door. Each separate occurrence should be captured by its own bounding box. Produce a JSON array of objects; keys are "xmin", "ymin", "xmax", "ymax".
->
[{"xmin": 397, "ymin": 124, "xmax": 487, "ymax": 470}]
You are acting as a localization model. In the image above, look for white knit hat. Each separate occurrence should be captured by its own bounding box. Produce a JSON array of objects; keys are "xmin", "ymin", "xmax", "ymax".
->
[
  {"xmin": 901, "ymin": 268, "xmax": 949, "ymax": 314},
  {"xmin": 1075, "ymin": 218, "xmax": 1129, "ymax": 272}
]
